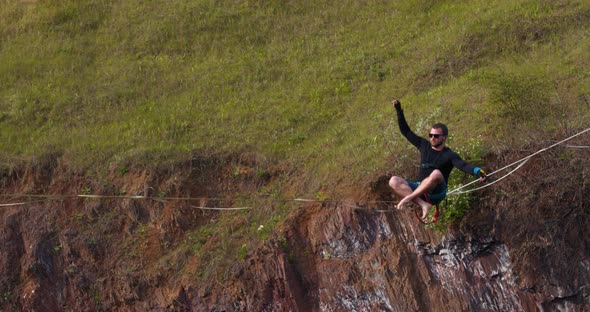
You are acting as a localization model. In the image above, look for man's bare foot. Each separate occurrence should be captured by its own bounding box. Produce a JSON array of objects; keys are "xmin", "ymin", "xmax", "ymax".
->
[{"xmin": 420, "ymin": 202, "xmax": 432, "ymax": 220}]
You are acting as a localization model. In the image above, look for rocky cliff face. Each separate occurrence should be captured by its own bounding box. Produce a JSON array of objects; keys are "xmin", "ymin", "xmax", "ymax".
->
[
  {"xmin": 195, "ymin": 147, "xmax": 590, "ymax": 311},
  {"xmin": 1, "ymin": 148, "xmax": 589, "ymax": 311},
  {"xmin": 203, "ymin": 201, "xmax": 587, "ymax": 311}
]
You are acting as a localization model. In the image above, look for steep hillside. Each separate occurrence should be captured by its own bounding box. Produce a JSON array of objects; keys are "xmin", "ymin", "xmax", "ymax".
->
[
  {"xmin": 1, "ymin": 0, "xmax": 590, "ymax": 310},
  {"xmin": 1, "ymin": 137, "xmax": 589, "ymax": 310},
  {"xmin": 1, "ymin": 0, "xmax": 589, "ymax": 176}
]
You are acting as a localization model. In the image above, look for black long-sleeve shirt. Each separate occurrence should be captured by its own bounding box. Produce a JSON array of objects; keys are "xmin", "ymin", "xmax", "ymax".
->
[{"xmin": 396, "ymin": 107, "xmax": 478, "ymax": 183}]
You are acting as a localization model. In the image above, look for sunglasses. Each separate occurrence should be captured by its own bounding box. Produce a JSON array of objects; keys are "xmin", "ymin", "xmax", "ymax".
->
[{"xmin": 429, "ymin": 133, "xmax": 444, "ymax": 138}]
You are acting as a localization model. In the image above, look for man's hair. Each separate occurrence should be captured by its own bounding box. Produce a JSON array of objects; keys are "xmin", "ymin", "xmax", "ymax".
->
[{"xmin": 432, "ymin": 123, "xmax": 448, "ymax": 136}]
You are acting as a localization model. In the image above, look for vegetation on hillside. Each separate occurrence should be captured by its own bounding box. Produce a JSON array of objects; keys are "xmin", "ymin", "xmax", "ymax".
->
[
  {"xmin": 2, "ymin": 0, "xmax": 588, "ymax": 172},
  {"xmin": 1, "ymin": 0, "xmax": 589, "ymax": 284}
]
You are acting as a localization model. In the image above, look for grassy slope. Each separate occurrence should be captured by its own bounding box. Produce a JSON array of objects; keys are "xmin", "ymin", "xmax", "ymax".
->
[
  {"xmin": 1, "ymin": 0, "xmax": 588, "ymax": 172},
  {"xmin": 1, "ymin": 0, "xmax": 590, "ymax": 283}
]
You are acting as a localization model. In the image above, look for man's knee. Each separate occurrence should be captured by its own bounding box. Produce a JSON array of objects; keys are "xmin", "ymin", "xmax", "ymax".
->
[
  {"xmin": 429, "ymin": 170, "xmax": 444, "ymax": 183},
  {"xmin": 389, "ymin": 176, "xmax": 405, "ymax": 190}
]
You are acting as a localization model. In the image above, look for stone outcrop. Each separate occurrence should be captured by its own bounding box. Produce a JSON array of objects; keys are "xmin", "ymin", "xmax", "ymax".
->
[
  {"xmin": 1, "ymin": 148, "xmax": 589, "ymax": 311},
  {"xmin": 195, "ymin": 148, "xmax": 590, "ymax": 311}
]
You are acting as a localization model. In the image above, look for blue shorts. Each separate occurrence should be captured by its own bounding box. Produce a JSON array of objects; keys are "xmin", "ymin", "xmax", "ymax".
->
[{"xmin": 405, "ymin": 179, "xmax": 447, "ymax": 205}]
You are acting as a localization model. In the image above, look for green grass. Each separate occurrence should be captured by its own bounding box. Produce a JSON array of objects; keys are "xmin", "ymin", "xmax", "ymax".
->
[
  {"xmin": 1, "ymin": 0, "xmax": 590, "ymax": 256},
  {"xmin": 0, "ymin": 1, "xmax": 589, "ymax": 167}
]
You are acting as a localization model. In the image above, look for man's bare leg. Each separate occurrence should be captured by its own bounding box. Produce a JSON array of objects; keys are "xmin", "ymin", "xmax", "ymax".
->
[
  {"xmin": 389, "ymin": 176, "xmax": 431, "ymax": 215},
  {"xmin": 393, "ymin": 170, "xmax": 444, "ymax": 219}
]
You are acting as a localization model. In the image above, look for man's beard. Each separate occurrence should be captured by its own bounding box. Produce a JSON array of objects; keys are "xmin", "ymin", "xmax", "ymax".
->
[{"xmin": 432, "ymin": 141, "xmax": 444, "ymax": 148}]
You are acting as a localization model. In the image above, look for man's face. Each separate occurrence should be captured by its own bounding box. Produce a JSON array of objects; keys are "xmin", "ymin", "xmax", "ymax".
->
[{"xmin": 429, "ymin": 128, "xmax": 446, "ymax": 148}]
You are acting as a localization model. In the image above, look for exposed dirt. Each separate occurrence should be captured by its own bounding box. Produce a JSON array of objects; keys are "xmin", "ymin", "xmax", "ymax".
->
[{"xmin": 1, "ymin": 140, "xmax": 589, "ymax": 311}]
